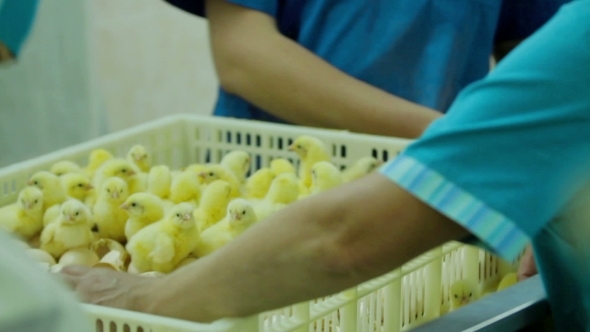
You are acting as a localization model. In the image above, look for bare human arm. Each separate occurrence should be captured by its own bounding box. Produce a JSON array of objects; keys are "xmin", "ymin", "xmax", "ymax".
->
[
  {"xmin": 60, "ymin": 172, "xmax": 469, "ymax": 322},
  {"xmin": 205, "ymin": 0, "xmax": 442, "ymax": 138}
]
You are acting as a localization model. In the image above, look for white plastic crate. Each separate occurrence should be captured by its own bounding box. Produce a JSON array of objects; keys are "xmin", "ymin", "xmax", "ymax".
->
[{"xmin": 0, "ymin": 114, "xmax": 520, "ymax": 332}]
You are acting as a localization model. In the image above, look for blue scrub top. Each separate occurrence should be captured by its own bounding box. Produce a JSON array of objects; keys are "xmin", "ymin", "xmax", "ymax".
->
[
  {"xmin": 165, "ymin": 0, "xmax": 569, "ymax": 124},
  {"xmin": 381, "ymin": 0, "xmax": 590, "ymax": 329},
  {"xmin": 0, "ymin": 0, "xmax": 39, "ymax": 57}
]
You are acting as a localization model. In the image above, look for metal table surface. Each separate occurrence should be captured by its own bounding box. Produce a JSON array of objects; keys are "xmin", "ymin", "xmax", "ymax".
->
[{"xmin": 411, "ymin": 275, "xmax": 551, "ymax": 332}]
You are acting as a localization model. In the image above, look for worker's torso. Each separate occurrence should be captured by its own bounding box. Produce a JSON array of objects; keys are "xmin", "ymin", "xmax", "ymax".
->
[{"xmin": 214, "ymin": 0, "xmax": 503, "ymax": 123}]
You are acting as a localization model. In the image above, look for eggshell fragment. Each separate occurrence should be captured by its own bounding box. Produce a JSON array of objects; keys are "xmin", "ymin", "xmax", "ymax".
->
[
  {"xmin": 50, "ymin": 264, "xmax": 65, "ymax": 273},
  {"xmin": 127, "ymin": 262, "xmax": 141, "ymax": 275},
  {"xmin": 92, "ymin": 250, "xmax": 126, "ymax": 271},
  {"xmin": 26, "ymin": 248, "xmax": 57, "ymax": 266},
  {"xmin": 92, "ymin": 262, "xmax": 118, "ymax": 271},
  {"xmin": 59, "ymin": 247, "xmax": 100, "ymax": 267},
  {"xmin": 91, "ymin": 238, "xmax": 129, "ymax": 262}
]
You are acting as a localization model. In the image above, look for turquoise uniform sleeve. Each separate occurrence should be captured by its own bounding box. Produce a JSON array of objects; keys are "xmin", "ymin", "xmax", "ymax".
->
[
  {"xmin": 380, "ymin": 0, "xmax": 590, "ymax": 262},
  {"xmin": 0, "ymin": 0, "xmax": 39, "ymax": 56}
]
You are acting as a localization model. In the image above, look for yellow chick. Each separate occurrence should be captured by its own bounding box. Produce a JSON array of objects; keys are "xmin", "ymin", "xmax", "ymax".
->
[
  {"xmin": 193, "ymin": 199, "xmax": 257, "ymax": 257},
  {"xmin": 27, "ymin": 171, "xmax": 67, "ymax": 211},
  {"xmin": 288, "ymin": 135, "xmax": 331, "ymax": 188},
  {"xmin": 162, "ymin": 199, "xmax": 175, "ymax": 212},
  {"xmin": 221, "ymin": 150, "xmax": 251, "ymax": 183},
  {"xmin": 497, "ymin": 272, "xmax": 518, "ymax": 292},
  {"xmin": 92, "ymin": 158, "xmax": 137, "ymax": 190},
  {"xmin": 170, "ymin": 169, "xmax": 202, "ymax": 205},
  {"xmin": 93, "ymin": 177, "xmax": 130, "ymax": 242},
  {"xmin": 126, "ymin": 203, "xmax": 200, "ymax": 273},
  {"xmin": 194, "ymin": 180, "xmax": 233, "ymax": 232},
  {"xmin": 171, "ymin": 170, "xmax": 182, "ymax": 180},
  {"xmin": 127, "ymin": 171, "xmax": 149, "ymax": 195},
  {"xmin": 310, "ymin": 161, "xmax": 343, "ymax": 195},
  {"xmin": 449, "ymin": 279, "xmax": 477, "ymax": 311},
  {"xmin": 126, "ymin": 144, "xmax": 151, "ymax": 173},
  {"xmin": 84, "ymin": 148, "xmax": 114, "ymax": 178},
  {"xmin": 342, "ymin": 157, "xmax": 382, "ymax": 182},
  {"xmin": 253, "ymin": 173, "xmax": 299, "ymax": 221},
  {"xmin": 121, "ymin": 193, "xmax": 165, "ymax": 241},
  {"xmin": 42, "ymin": 205, "xmax": 60, "ymax": 227},
  {"xmin": 50, "ymin": 160, "xmax": 82, "ymax": 177},
  {"xmin": 60, "ymin": 172, "xmax": 94, "ymax": 201},
  {"xmin": 184, "ymin": 163, "xmax": 206, "ymax": 175},
  {"xmin": 40, "ymin": 199, "xmax": 94, "ymax": 259},
  {"xmin": 270, "ymin": 158, "xmax": 296, "ymax": 176},
  {"xmin": 88, "ymin": 159, "xmax": 137, "ymax": 207},
  {"xmin": 147, "ymin": 165, "xmax": 172, "ymax": 199},
  {"xmin": 244, "ymin": 168, "xmax": 275, "ymax": 199},
  {"xmin": 0, "ymin": 187, "xmax": 44, "ymax": 240},
  {"xmin": 198, "ymin": 164, "xmax": 241, "ymax": 198}
]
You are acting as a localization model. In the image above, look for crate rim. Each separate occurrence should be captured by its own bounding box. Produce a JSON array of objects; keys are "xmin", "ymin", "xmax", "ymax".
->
[{"xmin": 0, "ymin": 113, "xmax": 414, "ymax": 177}]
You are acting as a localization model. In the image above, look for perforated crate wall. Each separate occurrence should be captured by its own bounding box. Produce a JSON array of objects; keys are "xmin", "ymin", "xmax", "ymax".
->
[{"xmin": 0, "ymin": 114, "xmax": 524, "ymax": 332}]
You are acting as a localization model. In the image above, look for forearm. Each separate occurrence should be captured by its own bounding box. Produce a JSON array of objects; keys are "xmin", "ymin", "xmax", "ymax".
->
[
  {"xmin": 145, "ymin": 189, "xmax": 360, "ymax": 322},
  {"xmin": 206, "ymin": 0, "xmax": 441, "ymax": 138},
  {"xmin": 141, "ymin": 173, "xmax": 468, "ymax": 322}
]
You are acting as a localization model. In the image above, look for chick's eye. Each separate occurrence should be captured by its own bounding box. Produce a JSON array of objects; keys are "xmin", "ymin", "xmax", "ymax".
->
[
  {"xmin": 176, "ymin": 213, "xmax": 180, "ymax": 217},
  {"xmin": 242, "ymin": 211, "xmax": 246, "ymax": 215},
  {"xmin": 454, "ymin": 295, "xmax": 458, "ymax": 299},
  {"xmin": 122, "ymin": 169, "xmax": 127, "ymax": 173},
  {"xmin": 75, "ymin": 212, "xmax": 79, "ymax": 216},
  {"xmin": 131, "ymin": 203, "xmax": 136, "ymax": 207},
  {"xmin": 33, "ymin": 181, "xmax": 38, "ymax": 185},
  {"xmin": 34, "ymin": 199, "xmax": 38, "ymax": 203},
  {"xmin": 469, "ymin": 293, "xmax": 472, "ymax": 297},
  {"xmin": 107, "ymin": 189, "xmax": 110, "ymax": 192},
  {"xmin": 209, "ymin": 172, "xmax": 214, "ymax": 176},
  {"xmin": 78, "ymin": 183, "xmax": 84, "ymax": 187}
]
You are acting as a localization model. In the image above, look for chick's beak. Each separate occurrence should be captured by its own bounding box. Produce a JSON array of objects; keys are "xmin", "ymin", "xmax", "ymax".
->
[
  {"xmin": 86, "ymin": 184, "xmax": 94, "ymax": 190},
  {"xmin": 25, "ymin": 202, "xmax": 33, "ymax": 209},
  {"xmin": 287, "ymin": 144, "xmax": 295, "ymax": 151},
  {"xmin": 111, "ymin": 192, "xmax": 119, "ymax": 199},
  {"xmin": 120, "ymin": 203, "xmax": 129, "ymax": 210},
  {"xmin": 26, "ymin": 180, "xmax": 33, "ymax": 186},
  {"xmin": 67, "ymin": 214, "xmax": 75, "ymax": 222},
  {"xmin": 182, "ymin": 213, "xmax": 192, "ymax": 221},
  {"xmin": 198, "ymin": 172, "xmax": 206, "ymax": 179},
  {"xmin": 127, "ymin": 170, "xmax": 136, "ymax": 176}
]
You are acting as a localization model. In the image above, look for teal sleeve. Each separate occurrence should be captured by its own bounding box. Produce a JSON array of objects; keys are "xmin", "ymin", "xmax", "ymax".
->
[
  {"xmin": 0, "ymin": 0, "xmax": 40, "ymax": 56},
  {"xmin": 381, "ymin": 0, "xmax": 590, "ymax": 262}
]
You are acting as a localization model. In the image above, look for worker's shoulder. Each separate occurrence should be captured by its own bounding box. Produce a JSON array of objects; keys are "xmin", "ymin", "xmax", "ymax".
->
[{"xmin": 558, "ymin": 0, "xmax": 590, "ymax": 24}]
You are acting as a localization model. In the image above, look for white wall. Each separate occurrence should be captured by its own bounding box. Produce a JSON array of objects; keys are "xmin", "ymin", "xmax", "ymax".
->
[{"xmin": 93, "ymin": 0, "xmax": 218, "ymax": 132}]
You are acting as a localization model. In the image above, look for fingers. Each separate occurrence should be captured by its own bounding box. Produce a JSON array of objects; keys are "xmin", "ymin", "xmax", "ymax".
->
[{"xmin": 516, "ymin": 245, "xmax": 538, "ymax": 281}]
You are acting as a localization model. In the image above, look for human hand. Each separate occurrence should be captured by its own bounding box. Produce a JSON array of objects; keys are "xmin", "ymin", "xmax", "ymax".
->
[
  {"xmin": 517, "ymin": 245, "xmax": 538, "ymax": 281},
  {"xmin": 58, "ymin": 265, "xmax": 155, "ymax": 312}
]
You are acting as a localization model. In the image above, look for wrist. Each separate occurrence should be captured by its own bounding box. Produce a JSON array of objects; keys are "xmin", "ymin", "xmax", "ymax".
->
[
  {"xmin": 129, "ymin": 277, "xmax": 161, "ymax": 315},
  {"xmin": 135, "ymin": 268, "xmax": 229, "ymax": 323}
]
